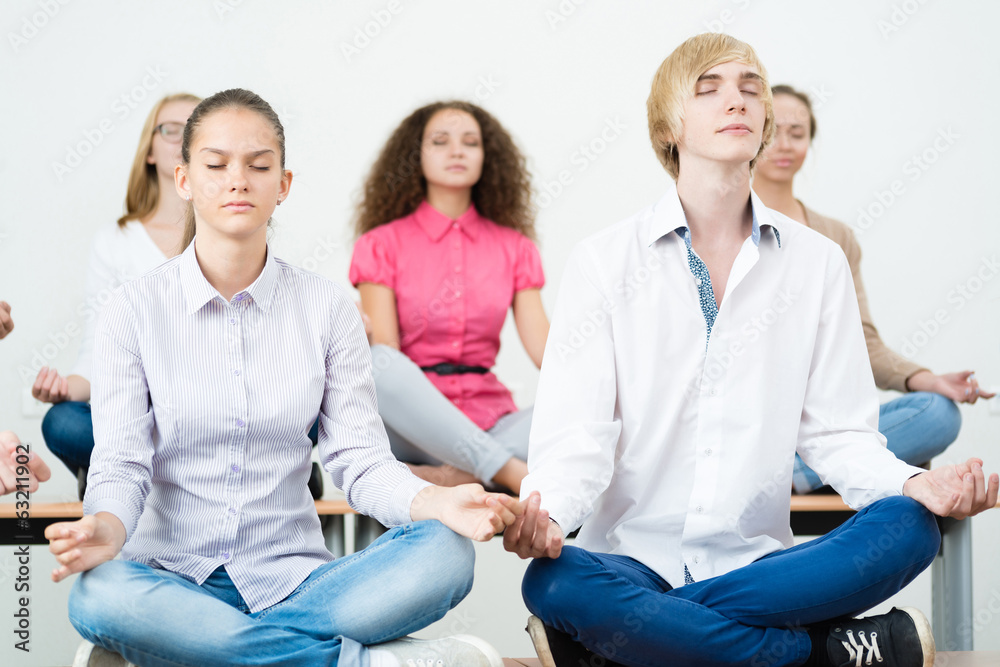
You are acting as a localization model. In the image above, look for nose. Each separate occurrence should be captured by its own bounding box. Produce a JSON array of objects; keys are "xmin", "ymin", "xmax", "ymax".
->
[
  {"xmin": 449, "ymin": 139, "xmax": 465, "ymax": 157},
  {"xmin": 724, "ymin": 85, "xmax": 747, "ymax": 114},
  {"xmin": 229, "ymin": 165, "xmax": 249, "ymax": 191}
]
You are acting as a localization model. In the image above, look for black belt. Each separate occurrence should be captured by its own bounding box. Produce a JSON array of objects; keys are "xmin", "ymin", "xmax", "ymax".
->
[{"xmin": 420, "ymin": 363, "xmax": 490, "ymax": 375}]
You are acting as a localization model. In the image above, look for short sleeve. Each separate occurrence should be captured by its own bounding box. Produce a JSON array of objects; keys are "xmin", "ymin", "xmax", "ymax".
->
[
  {"xmin": 514, "ymin": 235, "xmax": 545, "ymax": 292},
  {"xmin": 349, "ymin": 229, "xmax": 396, "ymax": 290}
]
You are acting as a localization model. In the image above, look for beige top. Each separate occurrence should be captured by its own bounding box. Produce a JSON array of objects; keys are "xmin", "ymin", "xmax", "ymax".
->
[{"xmin": 803, "ymin": 204, "xmax": 928, "ymax": 392}]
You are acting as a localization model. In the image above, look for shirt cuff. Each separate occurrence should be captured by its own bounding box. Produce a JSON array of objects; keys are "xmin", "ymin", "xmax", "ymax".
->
[{"xmin": 85, "ymin": 498, "xmax": 137, "ymax": 541}]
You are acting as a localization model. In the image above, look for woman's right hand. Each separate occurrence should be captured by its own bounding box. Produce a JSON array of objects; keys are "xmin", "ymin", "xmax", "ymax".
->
[
  {"xmin": 32, "ymin": 367, "xmax": 70, "ymax": 404},
  {"xmin": 45, "ymin": 512, "xmax": 127, "ymax": 582}
]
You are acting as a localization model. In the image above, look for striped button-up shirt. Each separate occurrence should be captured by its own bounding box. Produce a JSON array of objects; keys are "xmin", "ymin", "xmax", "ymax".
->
[{"xmin": 86, "ymin": 241, "xmax": 429, "ymax": 612}]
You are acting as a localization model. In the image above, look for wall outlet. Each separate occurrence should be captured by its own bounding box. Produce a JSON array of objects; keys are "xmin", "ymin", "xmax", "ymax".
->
[{"xmin": 21, "ymin": 387, "xmax": 48, "ymax": 418}]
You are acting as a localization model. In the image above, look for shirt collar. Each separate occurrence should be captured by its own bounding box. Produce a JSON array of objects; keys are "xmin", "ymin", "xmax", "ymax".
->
[
  {"xmin": 648, "ymin": 185, "xmax": 783, "ymax": 249},
  {"xmin": 413, "ymin": 200, "xmax": 481, "ymax": 242},
  {"xmin": 180, "ymin": 239, "xmax": 280, "ymax": 315}
]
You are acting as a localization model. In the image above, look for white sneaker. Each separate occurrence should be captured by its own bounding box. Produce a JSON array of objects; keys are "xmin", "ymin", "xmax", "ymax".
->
[
  {"xmin": 72, "ymin": 641, "xmax": 135, "ymax": 667},
  {"xmin": 368, "ymin": 634, "xmax": 504, "ymax": 667}
]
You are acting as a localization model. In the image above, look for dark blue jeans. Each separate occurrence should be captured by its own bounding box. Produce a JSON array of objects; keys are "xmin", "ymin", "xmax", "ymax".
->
[{"xmin": 523, "ymin": 496, "xmax": 940, "ymax": 667}]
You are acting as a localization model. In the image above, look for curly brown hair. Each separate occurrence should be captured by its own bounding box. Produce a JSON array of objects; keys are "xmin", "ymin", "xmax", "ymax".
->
[{"xmin": 354, "ymin": 101, "xmax": 535, "ymax": 239}]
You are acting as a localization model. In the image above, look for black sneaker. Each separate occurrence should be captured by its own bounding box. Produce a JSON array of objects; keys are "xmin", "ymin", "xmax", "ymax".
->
[
  {"xmin": 526, "ymin": 615, "xmax": 627, "ymax": 667},
  {"xmin": 826, "ymin": 607, "xmax": 934, "ymax": 667}
]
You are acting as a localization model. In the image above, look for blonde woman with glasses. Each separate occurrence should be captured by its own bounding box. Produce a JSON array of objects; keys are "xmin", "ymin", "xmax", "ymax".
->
[{"xmin": 32, "ymin": 93, "xmax": 200, "ymax": 490}]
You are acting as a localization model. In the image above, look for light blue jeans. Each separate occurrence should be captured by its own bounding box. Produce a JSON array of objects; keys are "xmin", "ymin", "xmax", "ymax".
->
[
  {"xmin": 793, "ymin": 391, "xmax": 962, "ymax": 493},
  {"xmin": 67, "ymin": 521, "xmax": 474, "ymax": 667},
  {"xmin": 370, "ymin": 344, "xmax": 532, "ymax": 482}
]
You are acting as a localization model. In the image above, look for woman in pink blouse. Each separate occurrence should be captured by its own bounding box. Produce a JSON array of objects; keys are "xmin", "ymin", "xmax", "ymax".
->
[{"xmin": 350, "ymin": 101, "xmax": 549, "ymax": 494}]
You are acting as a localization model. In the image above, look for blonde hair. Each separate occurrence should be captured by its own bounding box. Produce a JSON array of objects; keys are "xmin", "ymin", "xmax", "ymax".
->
[
  {"xmin": 117, "ymin": 93, "xmax": 201, "ymax": 228},
  {"xmin": 647, "ymin": 33, "xmax": 774, "ymax": 180}
]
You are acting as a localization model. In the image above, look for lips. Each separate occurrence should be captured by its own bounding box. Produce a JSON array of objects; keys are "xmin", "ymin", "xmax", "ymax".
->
[
  {"xmin": 224, "ymin": 201, "xmax": 254, "ymax": 212},
  {"xmin": 719, "ymin": 124, "xmax": 751, "ymax": 134},
  {"xmin": 446, "ymin": 165, "xmax": 467, "ymax": 171}
]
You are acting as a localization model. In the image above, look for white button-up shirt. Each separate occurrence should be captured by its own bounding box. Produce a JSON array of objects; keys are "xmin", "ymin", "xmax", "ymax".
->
[
  {"xmin": 87, "ymin": 241, "xmax": 428, "ymax": 612},
  {"xmin": 522, "ymin": 187, "xmax": 923, "ymax": 588}
]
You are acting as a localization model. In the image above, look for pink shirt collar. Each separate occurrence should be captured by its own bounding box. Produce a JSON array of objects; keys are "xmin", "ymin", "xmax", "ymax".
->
[{"xmin": 413, "ymin": 200, "xmax": 482, "ymax": 242}]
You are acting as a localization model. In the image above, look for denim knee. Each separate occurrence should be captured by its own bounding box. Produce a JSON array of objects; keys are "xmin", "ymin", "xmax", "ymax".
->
[
  {"xmin": 41, "ymin": 401, "xmax": 93, "ymax": 473},
  {"xmin": 871, "ymin": 496, "xmax": 941, "ymax": 566},
  {"xmin": 522, "ymin": 547, "xmax": 588, "ymax": 625},
  {"xmin": 68, "ymin": 561, "xmax": 134, "ymax": 641},
  {"xmin": 924, "ymin": 392, "xmax": 962, "ymax": 447},
  {"xmin": 413, "ymin": 520, "xmax": 475, "ymax": 600}
]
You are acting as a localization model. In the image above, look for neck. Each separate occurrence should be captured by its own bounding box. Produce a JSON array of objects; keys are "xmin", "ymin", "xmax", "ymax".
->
[
  {"xmin": 751, "ymin": 175, "xmax": 804, "ymax": 223},
  {"xmin": 675, "ymin": 159, "xmax": 754, "ymax": 245},
  {"xmin": 426, "ymin": 184, "xmax": 472, "ymax": 220},
  {"xmin": 144, "ymin": 176, "xmax": 189, "ymax": 227},
  {"xmin": 192, "ymin": 228, "xmax": 268, "ymax": 302}
]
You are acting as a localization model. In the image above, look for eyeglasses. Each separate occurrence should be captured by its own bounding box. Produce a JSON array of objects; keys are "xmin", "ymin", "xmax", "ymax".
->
[{"xmin": 154, "ymin": 122, "xmax": 185, "ymax": 144}]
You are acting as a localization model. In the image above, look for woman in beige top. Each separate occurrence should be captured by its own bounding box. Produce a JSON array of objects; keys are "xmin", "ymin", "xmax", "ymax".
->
[{"xmin": 754, "ymin": 84, "xmax": 993, "ymax": 493}]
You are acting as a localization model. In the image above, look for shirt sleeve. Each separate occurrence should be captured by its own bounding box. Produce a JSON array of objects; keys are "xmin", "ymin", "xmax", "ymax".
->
[
  {"xmin": 349, "ymin": 229, "xmax": 396, "ymax": 290},
  {"xmin": 71, "ymin": 229, "xmax": 124, "ymax": 380},
  {"xmin": 316, "ymin": 289, "xmax": 429, "ymax": 527},
  {"xmin": 519, "ymin": 243, "xmax": 621, "ymax": 534},
  {"xmin": 84, "ymin": 287, "xmax": 155, "ymax": 540},
  {"xmin": 795, "ymin": 246, "xmax": 925, "ymax": 509},
  {"xmin": 837, "ymin": 229, "xmax": 929, "ymax": 393},
  {"xmin": 514, "ymin": 234, "xmax": 545, "ymax": 292}
]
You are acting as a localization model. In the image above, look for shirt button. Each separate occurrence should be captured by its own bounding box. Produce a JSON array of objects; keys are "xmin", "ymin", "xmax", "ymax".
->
[
  {"xmin": 231, "ymin": 465, "xmax": 240, "ymax": 473},
  {"xmin": 452, "ymin": 222, "xmax": 459, "ymax": 229},
  {"xmin": 693, "ymin": 556, "xmax": 700, "ymax": 564},
  {"xmin": 229, "ymin": 508, "xmax": 237, "ymax": 515},
  {"xmin": 235, "ymin": 294, "xmax": 244, "ymax": 302},
  {"xmin": 233, "ymin": 369, "xmax": 240, "ymax": 376},
  {"xmin": 236, "ymin": 419, "xmax": 245, "ymax": 428},
  {"xmin": 229, "ymin": 318, "xmax": 236, "ymax": 325},
  {"xmin": 221, "ymin": 552, "xmax": 230, "ymax": 560},
  {"xmin": 695, "ymin": 278, "xmax": 703, "ymax": 286},
  {"xmin": 709, "ymin": 388, "xmax": 718, "ymax": 397},
  {"xmin": 705, "ymin": 448, "xmax": 712, "ymax": 456},
  {"xmin": 696, "ymin": 506, "xmax": 703, "ymax": 513}
]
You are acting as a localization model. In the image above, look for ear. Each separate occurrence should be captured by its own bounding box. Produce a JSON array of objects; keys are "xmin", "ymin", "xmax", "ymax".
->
[
  {"xmin": 277, "ymin": 170, "xmax": 293, "ymax": 203},
  {"xmin": 174, "ymin": 164, "xmax": 191, "ymax": 202}
]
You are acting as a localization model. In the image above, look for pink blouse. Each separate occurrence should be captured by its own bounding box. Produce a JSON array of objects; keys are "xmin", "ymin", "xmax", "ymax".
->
[{"xmin": 350, "ymin": 201, "xmax": 544, "ymax": 430}]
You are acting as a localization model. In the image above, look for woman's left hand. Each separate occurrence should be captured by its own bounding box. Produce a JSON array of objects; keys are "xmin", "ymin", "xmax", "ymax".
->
[
  {"xmin": 410, "ymin": 483, "xmax": 521, "ymax": 541},
  {"xmin": 908, "ymin": 370, "xmax": 995, "ymax": 404}
]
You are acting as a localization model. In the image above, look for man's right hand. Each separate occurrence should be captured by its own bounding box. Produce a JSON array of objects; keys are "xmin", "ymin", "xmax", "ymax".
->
[
  {"xmin": 45, "ymin": 512, "xmax": 127, "ymax": 582},
  {"xmin": 502, "ymin": 491, "xmax": 564, "ymax": 559}
]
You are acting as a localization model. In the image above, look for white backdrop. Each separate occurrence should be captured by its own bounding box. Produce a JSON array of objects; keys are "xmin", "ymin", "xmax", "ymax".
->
[{"xmin": 2, "ymin": 1, "xmax": 999, "ymax": 663}]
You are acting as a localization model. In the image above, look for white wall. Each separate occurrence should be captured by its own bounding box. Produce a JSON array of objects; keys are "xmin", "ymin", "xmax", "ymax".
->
[{"xmin": 2, "ymin": 1, "xmax": 998, "ymax": 664}]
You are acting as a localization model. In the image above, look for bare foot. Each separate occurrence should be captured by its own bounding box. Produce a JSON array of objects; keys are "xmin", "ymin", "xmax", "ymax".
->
[{"xmin": 406, "ymin": 463, "xmax": 479, "ymax": 487}]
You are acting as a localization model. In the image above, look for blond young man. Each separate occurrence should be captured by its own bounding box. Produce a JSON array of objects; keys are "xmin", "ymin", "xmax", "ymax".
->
[{"xmin": 503, "ymin": 34, "xmax": 998, "ymax": 667}]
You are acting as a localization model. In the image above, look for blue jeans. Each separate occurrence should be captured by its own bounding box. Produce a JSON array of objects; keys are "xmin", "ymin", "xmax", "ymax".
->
[
  {"xmin": 68, "ymin": 520, "xmax": 474, "ymax": 667},
  {"xmin": 41, "ymin": 401, "xmax": 95, "ymax": 475},
  {"xmin": 523, "ymin": 496, "xmax": 940, "ymax": 667},
  {"xmin": 793, "ymin": 392, "xmax": 961, "ymax": 493}
]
